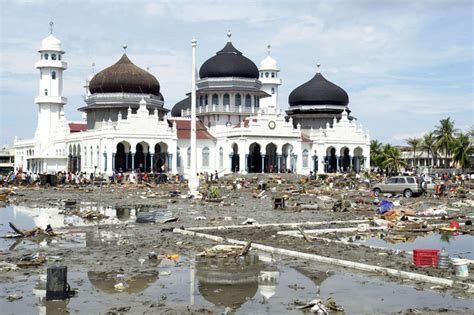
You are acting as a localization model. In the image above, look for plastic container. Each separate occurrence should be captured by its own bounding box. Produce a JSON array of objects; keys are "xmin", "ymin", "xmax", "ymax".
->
[
  {"xmin": 451, "ymin": 258, "xmax": 469, "ymax": 277},
  {"xmin": 437, "ymin": 249, "xmax": 449, "ymax": 269},
  {"xmin": 413, "ymin": 249, "xmax": 439, "ymax": 267}
]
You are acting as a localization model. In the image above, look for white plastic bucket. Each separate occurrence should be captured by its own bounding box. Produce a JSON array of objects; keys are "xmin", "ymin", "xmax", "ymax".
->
[{"xmin": 451, "ymin": 258, "xmax": 469, "ymax": 278}]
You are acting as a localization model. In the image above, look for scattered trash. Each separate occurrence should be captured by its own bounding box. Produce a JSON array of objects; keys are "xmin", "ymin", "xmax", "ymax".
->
[
  {"xmin": 136, "ymin": 210, "xmax": 178, "ymax": 224},
  {"xmin": 377, "ymin": 200, "xmax": 393, "ymax": 214},
  {"xmin": 241, "ymin": 218, "xmax": 258, "ymax": 225},
  {"xmin": 6, "ymin": 294, "xmax": 22, "ymax": 302},
  {"xmin": 194, "ymin": 216, "xmax": 207, "ymax": 221}
]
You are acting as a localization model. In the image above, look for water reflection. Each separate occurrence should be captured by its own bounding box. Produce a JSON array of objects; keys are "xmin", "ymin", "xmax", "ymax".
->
[
  {"xmin": 34, "ymin": 275, "xmax": 70, "ymax": 315},
  {"xmin": 194, "ymin": 253, "xmax": 282, "ymax": 309},
  {"xmin": 87, "ymin": 271, "xmax": 159, "ymax": 294}
]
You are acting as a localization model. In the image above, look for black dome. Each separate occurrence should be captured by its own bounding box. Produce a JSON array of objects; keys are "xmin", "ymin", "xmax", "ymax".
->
[
  {"xmin": 171, "ymin": 95, "xmax": 190, "ymax": 117},
  {"xmin": 89, "ymin": 54, "xmax": 161, "ymax": 96},
  {"xmin": 199, "ymin": 42, "xmax": 259, "ymax": 79},
  {"xmin": 289, "ymin": 72, "xmax": 349, "ymax": 106}
]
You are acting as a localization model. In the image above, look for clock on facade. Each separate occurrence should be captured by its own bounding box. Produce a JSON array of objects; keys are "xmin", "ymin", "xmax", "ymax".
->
[{"xmin": 268, "ymin": 121, "xmax": 276, "ymax": 129}]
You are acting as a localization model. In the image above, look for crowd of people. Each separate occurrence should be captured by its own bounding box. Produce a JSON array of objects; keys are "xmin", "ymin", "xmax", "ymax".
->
[{"xmin": 1, "ymin": 168, "xmax": 223, "ymax": 187}]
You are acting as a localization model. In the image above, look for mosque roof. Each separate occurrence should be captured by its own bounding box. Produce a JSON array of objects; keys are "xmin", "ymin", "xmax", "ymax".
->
[
  {"xmin": 89, "ymin": 54, "xmax": 161, "ymax": 96},
  {"xmin": 289, "ymin": 69, "xmax": 349, "ymax": 107},
  {"xmin": 171, "ymin": 95, "xmax": 191, "ymax": 117},
  {"xmin": 199, "ymin": 37, "xmax": 259, "ymax": 79},
  {"xmin": 168, "ymin": 119, "xmax": 215, "ymax": 140},
  {"xmin": 68, "ymin": 122, "xmax": 87, "ymax": 133}
]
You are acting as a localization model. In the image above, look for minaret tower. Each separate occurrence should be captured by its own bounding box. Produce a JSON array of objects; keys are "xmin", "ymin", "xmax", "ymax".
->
[
  {"xmin": 258, "ymin": 45, "xmax": 281, "ymax": 111},
  {"xmin": 34, "ymin": 21, "xmax": 67, "ymax": 145}
]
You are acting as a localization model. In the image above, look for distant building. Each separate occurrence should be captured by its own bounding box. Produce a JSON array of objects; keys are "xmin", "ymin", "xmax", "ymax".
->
[
  {"xmin": 0, "ymin": 148, "xmax": 15, "ymax": 174},
  {"xmin": 14, "ymin": 27, "xmax": 370, "ymax": 176}
]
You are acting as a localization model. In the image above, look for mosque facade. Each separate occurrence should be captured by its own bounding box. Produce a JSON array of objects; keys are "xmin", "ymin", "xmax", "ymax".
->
[{"xmin": 13, "ymin": 29, "xmax": 370, "ymax": 177}]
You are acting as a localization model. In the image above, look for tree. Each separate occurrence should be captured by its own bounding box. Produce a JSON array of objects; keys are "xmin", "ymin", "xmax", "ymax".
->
[
  {"xmin": 421, "ymin": 132, "xmax": 437, "ymax": 167},
  {"xmin": 381, "ymin": 144, "xmax": 407, "ymax": 175},
  {"xmin": 451, "ymin": 132, "xmax": 473, "ymax": 170},
  {"xmin": 434, "ymin": 117, "xmax": 456, "ymax": 167},
  {"xmin": 406, "ymin": 137, "xmax": 421, "ymax": 169},
  {"xmin": 370, "ymin": 140, "xmax": 383, "ymax": 169}
]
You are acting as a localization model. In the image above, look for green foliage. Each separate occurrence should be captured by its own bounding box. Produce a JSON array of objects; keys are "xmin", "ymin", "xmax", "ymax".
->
[
  {"xmin": 451, "ymin": 132, "xmax": 473, "ymax": 169},
  {"xmin": 208, "ymin": 186, "xmax": 221, "ymax": 199},
  {"xmin": 434, "ymin": 117, "xmax": 456, "ymax": 166}
]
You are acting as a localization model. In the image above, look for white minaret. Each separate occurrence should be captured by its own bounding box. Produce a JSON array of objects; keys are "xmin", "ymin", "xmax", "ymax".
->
[
  {"xmin": 258, "ymin": 45, "xmax": 281, "ymax": 111},
  {"xmin": 34, "ymin": 21, "xmax": 67, "ymax": 145}
]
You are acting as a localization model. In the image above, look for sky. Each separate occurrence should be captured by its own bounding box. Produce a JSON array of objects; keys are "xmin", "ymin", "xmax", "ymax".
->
[{"xmin": 0, "ymin": 0, "xmax": 473, "ymax": 147}]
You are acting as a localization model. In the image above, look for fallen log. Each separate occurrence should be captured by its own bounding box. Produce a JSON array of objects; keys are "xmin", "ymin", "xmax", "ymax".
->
[
  {"xmin": 239, "ymin": 241, "xmax": 252, "ymax": 257},
  {"xmin": 9, "ymin": 222, "xmax": 25, "ymax": 236}
]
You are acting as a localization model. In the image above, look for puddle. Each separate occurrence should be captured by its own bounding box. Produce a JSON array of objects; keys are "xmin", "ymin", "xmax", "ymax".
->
[
  {"xmin": 346, "ymin": 232, "xmax": 474, "ymax": 259},
  {"xmin": 0, "ymin": 253, "xmax": 472, "ymax": 314},
  {"xmin": 0, "ymin": 205, "xmax": 137, "ymax": 251}
]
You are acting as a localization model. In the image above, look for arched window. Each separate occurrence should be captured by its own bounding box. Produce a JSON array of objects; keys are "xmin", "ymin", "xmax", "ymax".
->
[
  {"xmin": 219, "ymin": 147, "xmax": 223, "ymax": 168},
  {"xmin": 212, "ymin": 94, "xmax": 218, "ymax": 105},
  {"xmin": 52, "ymin": 54, "xmax": 57, "ymax": 60},
  {"xmin": 235, "ymin": 94, "xmax": 241, "ymax": 106},
  {"xmin": 52, "ymin": 72, "xmax": 56, "ymax": 80},
  {"xmin": 303, "ymin": 149, "xmax": 309, "ymax": 168},
  {"xmin": 265, "ymin": 72, "xmax": 269, "ymax": 78},
  {"xmin": 90, "ymin": 146, "xmax": 93, "ymax": 167},
  {"xmin": 58, "ymin": 54, "xmax": 61, "ymax": 61},
  {"xmin": 271, "ymin": 87, "xmax": 275, "ymax": 94},
  {"xmin": 245, "ymin": 94, "xmax": 251, "ymax": 107},
  {"xmin": 199, "ymin": 95, "xmax": 203, "ymax": 107},
  {"xmin": 44, "ymin": 89, "xmax": 48, "ymax": 96},
  {"xmin": 44, "ymin": 53, "xmax": 49, "ymax": 60},
  {"xmin": 202, "ymin": 147, "xmax": 210, "ymax": 167},
  {"xmin": 271, "ymin": 72, "xmax": 275, "ymax": 78},
  {"xmin": 223, "ymin": 93, "xmax": 230, "ymax": 106},
  {"xmin": 204, "ymin": 95, "xmax": 208, "ymax": 105},
  {"xmin": 187, "ymin": 147, "xmax": 191, "ymax": 167}
]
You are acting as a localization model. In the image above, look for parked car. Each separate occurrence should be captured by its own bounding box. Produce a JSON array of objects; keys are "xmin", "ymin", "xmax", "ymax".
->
[{"xmin": 372, "ymin": 176, "xmax": 421, "ymax": 198}]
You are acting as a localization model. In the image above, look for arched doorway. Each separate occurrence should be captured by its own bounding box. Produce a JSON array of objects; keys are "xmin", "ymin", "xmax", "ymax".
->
[
  {"xmin": 325, "ymin": 147, "xmax": 337, "ymax": 173},
  {"xmin": 340, "ymin": 147, "xmax": 350, "ymax": 172},
  {"xmin": 154, "ymin": 142, "xmax": 168, "ymax": 172},
  {"xmin": 134, "ymin": 142, "xmax": 150, "ymax": 172},
  {"xmin": 265, "ymin": 143, "xmax": 277, "ymax": 173},
  {"xmin": 115, "ymin": 142, "xmax": 130, "ymax": 172},
  {"xmin": 231, "ymin": 143, "xmax": 239, "ymax": 172},
  {"xmin": 248, "ymin": 143, "xmax": 262, "ymax": 173}
]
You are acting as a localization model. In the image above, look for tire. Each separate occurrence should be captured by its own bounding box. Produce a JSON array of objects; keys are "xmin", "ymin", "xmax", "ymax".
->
[
  {"xmin": 403, "ymin": 189, "xmax": 413, "ymax": 198},
  {"xmin": 373, "ymin": 188, "xmax": 381, "ymax": 196}
]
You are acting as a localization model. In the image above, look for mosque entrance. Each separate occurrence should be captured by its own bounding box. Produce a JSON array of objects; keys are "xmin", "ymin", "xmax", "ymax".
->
[
  {"xmin": 247, "ymin": 143, "xmax": 262, "ymax": 173},
  {"xmin": 231, "ymin": 143, "xmax": 239, "ymax": 172},
  {"xmin": 341, "ymin": 147, "xmax": 350, "ymax": 172},
  {"xmin": 134, "ymin": 142, "xmax": 150, "ymax": 172},
  {"xmin": 154, "ymin": 143, "xmax": 168, "ymax": 173},
  {"xmin": 282, "ymin": 144, "xmax": 293, "ymax": 172},
  {"xmin": 114, "ymin": 142, "xmax": 129, "ymax": 172},
  {"xmin": 325, "ymin": 147, "xmax": 337, "ymax": 173},
  {"xmin": 264, "ymin": 143, "xmax": 277, "ymax": 173}
]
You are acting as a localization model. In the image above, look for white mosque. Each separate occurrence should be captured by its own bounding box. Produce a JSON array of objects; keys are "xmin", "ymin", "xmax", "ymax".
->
[{"xmin": 13, "ymin": 27, "xmax": 370, "ymax": 177}]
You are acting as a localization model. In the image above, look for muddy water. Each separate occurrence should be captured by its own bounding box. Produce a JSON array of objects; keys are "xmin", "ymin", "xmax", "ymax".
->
[{"xmin": 1, "ymin": 252, "xmax": 473, "ymax": 314}]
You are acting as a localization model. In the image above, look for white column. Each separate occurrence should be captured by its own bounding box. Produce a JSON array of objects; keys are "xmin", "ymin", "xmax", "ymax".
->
[{"xmin": 188, "ymin": 39, "xmax": 199, "ymax": 194}]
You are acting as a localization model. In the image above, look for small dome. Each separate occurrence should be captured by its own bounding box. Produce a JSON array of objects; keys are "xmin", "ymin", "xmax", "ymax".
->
[
  {"xmin": 89, "ymin": 54, "xmax": 161, "ymax": 96},
  {"xmin": 289, "ymin": 71, "xmax": 349, "ymax": 106},
  {"xmin": 199, "ymin": 41, "xmax": 259, "ymax": 79},
  {"xmin": 39, "ymin": 34, "xmax": 64, "ymax": 52},
  {"xmin": 259, "ymin": 56, "xmax": 278, "ymax": 71},
  {"xmin": 171, "ymin": 95, "xmax": 191, "ymax": 117}
]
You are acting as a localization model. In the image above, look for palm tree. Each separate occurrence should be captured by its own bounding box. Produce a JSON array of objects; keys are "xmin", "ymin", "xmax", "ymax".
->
[
  {"xmin": 434, "ymin": 117, "xmax": 456, "ymax": 167},
  {"xmin": 451, "ymin": 132, "xmax": 473, "ymax": 171},
  {"xmin": 381, "ymin": 144, "xmax": 407, "ymax": 175},
  {"xmin": 370, "ymin": 140, "xmax": 383, "ymax": 169},
  {"xmin": 406, "ymin": 137, "xmax": 421, "ymax": 169},
  {"xmin": 421, "ymin": 132, "xmax": 437, "ymax": 167}
]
